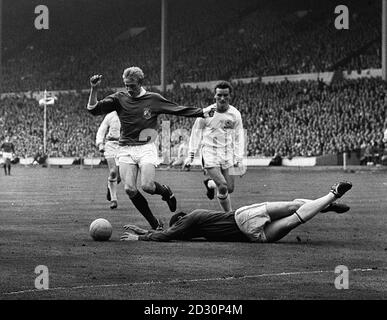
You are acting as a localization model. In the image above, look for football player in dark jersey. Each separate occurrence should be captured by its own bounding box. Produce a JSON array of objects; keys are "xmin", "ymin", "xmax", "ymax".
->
[
  {"xmin": 87, "ymin": 67, "xmax": 215, "ymax": 230},
  {"xmin": 1, "ymin": 136, "xmax": 15, "ymax": 176}
]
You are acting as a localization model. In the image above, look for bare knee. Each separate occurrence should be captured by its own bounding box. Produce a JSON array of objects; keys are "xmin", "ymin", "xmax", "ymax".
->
[
  {"xmin": 141, "ymin": 182, "xmax": 155, "ymax": 194},
  {"xmin": 217, "ymin": 183, "xmax": 228, "ymax": 196},
  {"xmin": 290, "ymin": 200, "xmax": 304, "ymax": 212},
  {"xmin": 124, "ymin": 185, "xmax": 138, "ymax": 198},
  {"xmin": 109, "ymin": 169, "xmax": 117, "ymax": 180}
]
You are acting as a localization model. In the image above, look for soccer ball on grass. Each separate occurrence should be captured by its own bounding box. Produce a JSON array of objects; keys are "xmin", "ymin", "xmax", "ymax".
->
[{"xmin": 89, "ymin": 218, "xmax": 112, "ymax": 241}]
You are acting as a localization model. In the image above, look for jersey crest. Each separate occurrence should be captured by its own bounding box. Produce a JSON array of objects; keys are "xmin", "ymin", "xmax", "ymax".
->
[
  {"xmin": 223, "ymin": 119, "xmax": 235, "ymax": 129},
  {"xmin": 143, "ymin": 107, "xmax": 152, "ymax": 119}
]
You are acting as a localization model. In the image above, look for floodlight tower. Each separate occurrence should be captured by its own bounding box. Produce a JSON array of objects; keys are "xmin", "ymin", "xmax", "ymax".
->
[
  {"xmin": 160, "ymin": 0, "xmax": 167, "ymax": 93},
  {"xmin": 383, "ymin": 0, "xmax": 387, "ymax": 80},
  {"xmin": 0, "ymin": 0, "xmax": 2, "ymax": 94}
]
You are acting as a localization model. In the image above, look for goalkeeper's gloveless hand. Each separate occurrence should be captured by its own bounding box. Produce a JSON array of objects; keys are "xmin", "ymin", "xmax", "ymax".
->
[
  {"xmin": 120, "ymin": 232, "xmax": 139, "ymax": 241},
  {"xmin": 123, "ymin": 224, "xmax": 149, "ymax": 235}
]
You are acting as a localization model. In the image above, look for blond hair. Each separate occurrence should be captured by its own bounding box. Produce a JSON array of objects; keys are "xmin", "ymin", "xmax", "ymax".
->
[{"xmin": 122, "ymin": 66, "xmax": 145, "ymax": 82}]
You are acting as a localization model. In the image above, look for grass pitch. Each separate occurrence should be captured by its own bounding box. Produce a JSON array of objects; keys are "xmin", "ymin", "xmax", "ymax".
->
[{"xmin": 0, "ymin": 166, "xmax": 386, "ymax": 300}]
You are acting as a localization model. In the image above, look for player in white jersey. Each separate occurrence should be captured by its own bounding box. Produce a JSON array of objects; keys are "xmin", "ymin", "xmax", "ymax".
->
[
  {"xmin": 170, "ymin": 136, "xmax": 189, "ymax": 169},
  {"xmin": 96, "ymin": 111, "xmax": 121, "ymax": 209},
  {"xmin": 185, "ymin": 81, "xmax": 245, "ymax": 213}
]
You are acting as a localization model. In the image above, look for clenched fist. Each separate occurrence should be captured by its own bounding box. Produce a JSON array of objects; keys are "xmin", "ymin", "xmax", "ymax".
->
[{"xmin": 90, "ymin": 75, "xmax": 103, "ymax": 87}]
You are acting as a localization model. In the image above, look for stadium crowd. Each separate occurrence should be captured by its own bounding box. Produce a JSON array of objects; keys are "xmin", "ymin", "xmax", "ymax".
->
[
  {"xmin": 0, "ymin": 92, "xmax": 104, "ymax": 158},
  {"xmin": 1, "ymin": 0, "xmax": 381, "ymax": 92},
  {"xmin": 0, "ymin": 0, "xmax": 385, "ymax": 164},
  {"xmin": 1, "ymin": 78, "xmax": 385, "ymax": 162},
  {"xmin": 164, "ymin": 77, "xmax": 386, "ymax": 160}
]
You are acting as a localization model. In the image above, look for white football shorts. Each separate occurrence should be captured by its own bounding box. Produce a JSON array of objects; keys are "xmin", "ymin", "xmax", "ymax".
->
[
  {"xmin": 104, "ymin": 140, "xmax": 120, "ymax": 165},
  {"xmin": 234, "ymin": 202, "xmax": 271, "ymax": 243},
  {"xmin": 117, "ymin": 143, "xmax": 159, "ymax": 167},
  {"xmin": 201, "ymin": 146, "xmax": 234, "ymax": 169},
  {"xmin": 2, "ymin": 152, "xmax": 12, "ymax": 161}
]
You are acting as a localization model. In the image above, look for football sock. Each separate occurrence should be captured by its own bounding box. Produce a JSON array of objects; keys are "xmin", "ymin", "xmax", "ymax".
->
[
  {"xmin": 108, "ymin": 177, "xmax": 117, "ymax": 201},
  {"xmin": 292, "ymin": 193, "xmax": 336, "ymax": 223},
  {"xmin": 294, "ymin": 198, "xmax": 334, "ymax": 212},
  {"xmin": 116, "ymin": 167, "xmax": 121, "ymax": 184},
  {"xmin": 217, "ymin": 192, "xmax": 232, "ymax": 213},
  {"xmin": 293, "ymin": 198, "xmax": 311, "ymax": 204},
  {"xmin": 153, "ymin": 181, "xmax": 168, "ymax": 198},
  {"xmin": 207, "ymin": 179, "xmax": 216, "ymax": 189},
  {"xmin": 130, "ymin": 191, "xmax": 159, "ymax": 229},
  {"xmin": 3, "ymin": 164, "xmax": 6, "ymax": 175}
]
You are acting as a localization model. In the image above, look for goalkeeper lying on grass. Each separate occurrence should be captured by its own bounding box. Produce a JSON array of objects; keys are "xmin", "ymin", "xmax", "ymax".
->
[{"xmin": 121, "ymin": 181, "xmax": 352, "ymax": 243}]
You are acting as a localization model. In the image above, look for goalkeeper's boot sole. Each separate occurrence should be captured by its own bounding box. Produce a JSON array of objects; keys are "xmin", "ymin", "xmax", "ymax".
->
[
  {"xmin": 320, "ymin": 202, "xmax": 350, "ymax": 214},
  {"xmin": 330, "ymin": 181, "xmax": 352, "ymax": 198}
]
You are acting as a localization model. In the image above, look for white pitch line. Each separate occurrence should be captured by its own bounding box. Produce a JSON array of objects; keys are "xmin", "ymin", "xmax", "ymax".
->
[{"xmin": 2, "ymin": 267, "xmax": 386, "ymax": 296}]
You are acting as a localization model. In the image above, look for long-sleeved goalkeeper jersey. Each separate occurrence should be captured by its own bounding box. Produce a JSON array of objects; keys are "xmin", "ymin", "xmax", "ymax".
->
[{"xmin": 138, "ymin": 209, "xmax": 249, "ymax": 242}]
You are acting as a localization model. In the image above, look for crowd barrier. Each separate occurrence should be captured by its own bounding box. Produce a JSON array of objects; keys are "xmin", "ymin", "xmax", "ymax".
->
[{"xmin": 16, "ymin": 154, "xmax": 363, "ymax": 167}]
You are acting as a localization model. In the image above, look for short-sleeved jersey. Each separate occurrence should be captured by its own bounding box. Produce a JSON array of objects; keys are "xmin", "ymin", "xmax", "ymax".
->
[
  {"xmin": 1, "ymin": 142, "xmax": 15, "ymax": 153},
  {"xmin": 89, "ymin": 91, "xmax": 204, "ymax": 146},
  {"xmin": 138, "ymin": 209, "xmax": 249, "ymax": 242},
  {"xmin": 188, "ymin": 104, "xmax": 244, "ymax": 161}
]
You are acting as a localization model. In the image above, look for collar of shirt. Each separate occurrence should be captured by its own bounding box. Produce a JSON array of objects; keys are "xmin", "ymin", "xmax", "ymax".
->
[{"xmin": 135, "ymin": 87, "xmax": 147, "ymax": 98}]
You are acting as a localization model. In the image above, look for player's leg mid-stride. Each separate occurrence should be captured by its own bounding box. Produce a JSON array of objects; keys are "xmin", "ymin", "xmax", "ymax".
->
[
  {"xmin": 105, "ymin": 157, "xmax": 119, "ymax": 209},
  {"xmin": 118, "ymin": 144, "xmax": 176, "ymax": 230},
  {"xmin": 205, "ymin": 165, "xmax": 235, "ymax": 213},
  {"xmin": 139, "ymin": 163, "xmax": 177, "ymax": 213},
  {"xmin": 119, "ymin": 162, "xmax": 162, "ymax": 230},
  {"xmin": 95, "ymin": 111, "xmax": 121, "ymax": 210}
]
